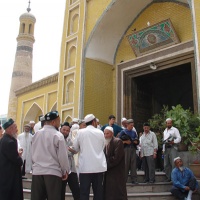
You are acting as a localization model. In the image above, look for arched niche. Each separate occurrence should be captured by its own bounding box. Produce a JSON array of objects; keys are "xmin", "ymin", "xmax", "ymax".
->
[
  {"xmin": 68, "ymin": 46, "xmax": 76, "ymax": 69},
  {"xmin": 70, "ymin": 14, "xmax": 79, "ymax": 34},
  {"xmin": 50, "ymin": 102, "xmax": 57, "ymax": 111},
  {"xmin": 22, "ymin": 103, "xmax": 43, "ymax": 130},
  {"xmin": 65, "ymin": 115, "xmax": 72, "ymax": 123},
  {"xmin": 66, "ymin": 80, "xmax": 74, "ymax": 103}
]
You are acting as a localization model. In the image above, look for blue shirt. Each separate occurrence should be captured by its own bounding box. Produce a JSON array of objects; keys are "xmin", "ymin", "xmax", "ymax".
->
[
  {"xmin": 101, "ymin": 124, "xmax": 123, "ymax": 137},
  {"xmin": 171, "ymin": 167, "xmax": 199, "ymax": 191},
  {"xmin": 119, "ymin": 129, "xmax": 137, "ymax": 147}
]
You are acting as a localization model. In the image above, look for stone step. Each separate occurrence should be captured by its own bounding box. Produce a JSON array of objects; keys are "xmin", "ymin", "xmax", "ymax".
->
[{"xmin": 23, "ymin": 189, "xmax": 200, "ymax": 200}]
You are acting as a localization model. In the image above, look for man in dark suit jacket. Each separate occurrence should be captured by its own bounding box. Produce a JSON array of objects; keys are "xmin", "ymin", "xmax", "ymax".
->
[
  {"xmin": 103, "ymin": 126, "xmax": 127, "ymax": 200},
  {"xmin": 0, "ymin": 118, "xmax": 23, "ymax": 200}
]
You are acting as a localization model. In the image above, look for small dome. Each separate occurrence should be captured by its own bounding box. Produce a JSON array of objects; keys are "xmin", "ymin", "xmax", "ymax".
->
[{"xmin": 20, "ymin": 12, "xmax": 36, "ymax": 22}]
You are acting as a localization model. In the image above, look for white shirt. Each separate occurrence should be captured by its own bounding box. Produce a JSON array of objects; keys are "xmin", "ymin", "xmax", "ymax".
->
[
  {"xmin": 73, "ymin": 125, "xmax": 107, "ymax": 173},
  {"xmin": 31, "ymin": 125, "xmax": 70, "ymax": 177},
  {"xmin": 18, "ymin": 132, "xmax": 33, "ymax": 173},
  {"xmin": 163, "ymin": 126, "xmax": 181, "ymax": 151}
]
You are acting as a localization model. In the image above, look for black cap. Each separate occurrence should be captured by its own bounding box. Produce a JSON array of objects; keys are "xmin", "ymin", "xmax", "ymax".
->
[
  {"xmin": 2, "ymin": 118, "xmax": 14, "ymax": 130},
  {"xmin": 44, "ymin": 111, "xmax": 59, "ymax": 121},
  {"xmin": 61, "ymin": 122, "xmax": 70, "ymax": 128}
]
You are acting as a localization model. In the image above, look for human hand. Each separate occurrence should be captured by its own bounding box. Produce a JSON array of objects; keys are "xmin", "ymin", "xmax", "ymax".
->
[
  {"xmin": 184, "ymin": 186, "xmax": 190, "ymax": 191},
  {"xmin": 18, "ymin": 148, "xmax": 23, "ymax": 157},
  {"xmin": 62, "ymin": 173, "xmax": 68, "ymax": 180}
]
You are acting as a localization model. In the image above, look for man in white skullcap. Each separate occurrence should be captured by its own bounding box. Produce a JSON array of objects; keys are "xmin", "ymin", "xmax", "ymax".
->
[
  {"xmin": 171, "ymin": 157, "xmax": 199, "ymax": 200},
  {"xmin": 121, "ymin": 118, "xmax": 127, "ymax": 129},
  {"xmin": 163, "ymin": 118, "xmax": 181, "ymax": 182},
  {"xmin": 73, "ymin": 114, "xmax": 107, "ymax": 200},
  {"xmin": 29, "ymin": 120, "xmax": 35, "ymax": 135},
  {"xmin": 103, "ymin": 126, "xmax": 127, "ymax": 200}
]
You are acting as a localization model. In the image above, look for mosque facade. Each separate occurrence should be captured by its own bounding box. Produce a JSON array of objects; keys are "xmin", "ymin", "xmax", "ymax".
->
[{"xmin": 8, "ymin": 0, "xmax": 200, "ymax": 131}]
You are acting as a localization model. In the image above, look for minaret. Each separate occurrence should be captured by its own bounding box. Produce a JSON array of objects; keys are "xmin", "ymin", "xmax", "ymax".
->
[{"xmin": 7, "ymin": 1, "xmax": 36, "ymax": 121}]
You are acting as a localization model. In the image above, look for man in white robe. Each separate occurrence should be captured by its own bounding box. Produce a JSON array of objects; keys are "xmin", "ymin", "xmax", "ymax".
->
[{"xmin": 18, "ymin": 124, "xmax": 33, "ymax": 174}]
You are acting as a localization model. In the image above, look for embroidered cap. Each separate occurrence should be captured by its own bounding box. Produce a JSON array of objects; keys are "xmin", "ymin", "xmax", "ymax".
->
[{"xmin": 44, "ymin": 111, "xmax": 59, "ymax": 121}]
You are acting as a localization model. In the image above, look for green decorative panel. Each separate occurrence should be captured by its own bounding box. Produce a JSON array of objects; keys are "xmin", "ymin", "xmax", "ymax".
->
[{"xmin": 127, "ymin": 19, "xmax": 180, "ymax": 56}]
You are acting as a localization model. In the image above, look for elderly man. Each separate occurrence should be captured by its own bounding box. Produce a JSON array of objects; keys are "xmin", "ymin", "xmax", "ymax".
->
[
  {"xmin": 103, "ymin": 126, "xmax": 127, "ymax": 200},
  {"xmin": 101, "ymin": 115, "xmax": 123, "ymax": 137},
  {"xmin": 140, "ymin": 122, "xmax": 158, "ymax": 183},
  {"xmin": 73, "ymin": 114, "xmax": 107, "ymax": 200},
  {"xmin": 171, "ymin": 157, "xmax": 199, "ymax": 200},
  {"xmin": 119, "ymin": 119, "xmax": 139, "ymax": 184},
  {"xmin": 18, "ymin": 124, "xmax": 33, "ymax": 176},
  {"xmin": 31, "ymin": 111, "xmax": 70, "ymax": 200},
  {"xmin": 0, "ymin": 118, "xmax": 23, "ymax": 200},
  {"xmin": 60, "ymin": 122, "xmax": 80, "ymax": 200},
  {"xmin": 163, "ymin": 118, "xmax": 181, "ymax": 182},
  {"xmin": 29, "ymin": 120, "xmax": 35, "ymax": 135}
]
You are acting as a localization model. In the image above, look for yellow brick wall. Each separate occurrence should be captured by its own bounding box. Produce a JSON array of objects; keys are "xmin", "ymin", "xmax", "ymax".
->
[
  {"xmin": 86, "ymin": 0, "xmax": 112, "ymax": 41},
  {"xmin": 115, "ymin": 2, "xmax": 192, "ymax": 64},
  {"xmin": 84, "ymin": 58, "xmax": 114, "ymax": 124},
  {"xmin": 194, "ymin": 0, "xmax": 200, "ymax": 59},
  {"xmin": 16, "ymin": 82, "xmax": 58, "ymax": 131}
]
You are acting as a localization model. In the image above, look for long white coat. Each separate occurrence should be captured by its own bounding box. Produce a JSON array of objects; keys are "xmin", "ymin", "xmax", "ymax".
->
[{"xmin": 18, "ymin": 132, "xmax": 33, "ymax": 173}]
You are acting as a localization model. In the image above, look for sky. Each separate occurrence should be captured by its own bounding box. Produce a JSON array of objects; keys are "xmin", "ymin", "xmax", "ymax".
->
[{"xmin": 0, "ymin": 0, "xmax": 66, "ymax": 115}]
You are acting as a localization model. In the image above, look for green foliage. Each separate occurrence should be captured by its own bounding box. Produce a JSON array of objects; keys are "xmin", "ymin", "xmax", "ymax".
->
[{"xmin": 149, "ymin": 104, "xmax": 200, "ymax": 153}]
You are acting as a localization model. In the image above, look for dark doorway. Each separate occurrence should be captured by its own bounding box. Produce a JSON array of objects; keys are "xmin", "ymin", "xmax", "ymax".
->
[{"xmin": 132, "ymin": 63, "xmax": 193, "ymax": 132}]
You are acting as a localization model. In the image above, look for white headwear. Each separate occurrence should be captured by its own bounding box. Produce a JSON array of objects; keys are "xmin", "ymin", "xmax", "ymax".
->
[
  {"xmin": 166, "ymin": 118, "xmax": 172, "ymax": 122},
  {"xmin": 72, "ymin": 118, "xmax": 79, "ymax": 123},
  {"xmin": 29, "ymin": 120, "xmax": 35, "ymax": 124},
  {"xmin": 84, "ymin": 114, "xmax": 95, "ymax": 123},
  {"xmin": 105, "ymin": 126, "xmax": 113, "ymax": 133},
  {"xmin": 71, "ymin": 124, "xmax": 79, "ymax": 132},
  {"xmin": 96, "ymin": 118, "xmax": 99, "ymax": 123},
  {"xmin": 174, "ymin": 157, "xmax": 181, "ymax": 163},
  {"xmin": 34, "ymin": 121, "xmax": 41, "ymax": 133},
  {"xmin": 121, "ymin": 117, "xmax": 127, "ymax": 122}
]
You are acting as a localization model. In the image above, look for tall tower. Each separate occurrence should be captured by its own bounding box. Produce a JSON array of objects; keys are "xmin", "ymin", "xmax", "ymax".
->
[{"xmin": 7, "ymin": 1, "xmax": 36, "ymax": 121}]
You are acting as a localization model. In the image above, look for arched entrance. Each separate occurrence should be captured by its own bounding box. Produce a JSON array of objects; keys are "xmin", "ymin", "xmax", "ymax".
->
[{"xmin": 117, "ymin": 41, "xmax": 197, "ymax": 131}]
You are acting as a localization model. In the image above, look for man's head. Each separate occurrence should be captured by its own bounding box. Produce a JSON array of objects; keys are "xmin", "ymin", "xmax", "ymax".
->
[
  {"xmin": 72, "ymin": 118, "xmax": 79, "ymax": 124},
  {"xmin": 2, "ymin": 118, "xmax": 18, "ymax": 137},
  {"xmin": 174, "ymin": 157, "xmax": 184, "ymax": 170},
  {"xmin": 78, "ymin": 120, "xmax": 86, "ymax": 129},
  {"xmin": 108, "ymin": 115, "xmax": 115, "ymax": 125},
  {"xmin": 121, "ymin": 117, "xmax": 127, "ymax": 128},
  {"xmin": 166, "ymin": 118, "xmax": 173, "ymax": 129},
  {"xmin": 60, "ymin": 122, "xmax": 71, "ymax": 138},
  {"xmin": 104, "ymin": 126, "xmax": 113, "ymax": 145},
  {"xmin": 24, "ymin": 124, "xmax": 31, "ymax": 133},
  {"xmin": 127, "ymin": 119, "xmax": 134, "ymax": 130},
  {"xmin": 44, "ymin": 111, "xmax": 60, "ymax": 129},
  {"xmin": 29, "ymin": 121, "xmax": 35, "ymax": 129},
  {"xmin": 143, "ymin": 122, "xmax": 150, "ymax": 133},
  {"xmin": 84, "ymin": 114, "xmax": 97, "ymax": 128}
]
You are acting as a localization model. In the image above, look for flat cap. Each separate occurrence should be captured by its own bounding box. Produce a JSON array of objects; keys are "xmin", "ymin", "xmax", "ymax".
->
[
  {"xmin": 44, "ymin": 111, "xmax": 59, "ymax": 121},
  {"xmin": 2, "ymin": 118, "xmax": 14, "ymax": 130},
  {"xmin": 84, "ymin": 114, "xmax": 95, "ymax": 123}
]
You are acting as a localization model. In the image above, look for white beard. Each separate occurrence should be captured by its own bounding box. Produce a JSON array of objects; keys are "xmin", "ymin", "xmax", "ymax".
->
[{"xmin": 105, "ymin": 138, "xmax": 112, "ymax": 146}]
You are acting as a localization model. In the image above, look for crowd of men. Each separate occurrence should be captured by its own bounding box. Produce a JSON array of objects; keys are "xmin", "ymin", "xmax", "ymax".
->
[{"xmin": 0, "ymin": 112, "xmax": 199, "ymax": 200}]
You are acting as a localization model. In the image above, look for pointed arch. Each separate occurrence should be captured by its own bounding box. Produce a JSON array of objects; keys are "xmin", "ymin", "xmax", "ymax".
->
[
  {"xmin": 68, "ymin": 46, "xmax": 76, "ymax": 69},
  {"xmin": 64, "ymin": 115, "xmax": 72, "ymax": 123},
  {"xmin": 70, "ymin": 14, "xmax": 79, "ymax": 34},
  {"xmin": 70, "ymin": 0, "xmax": 78, "ymax": 5},
  {"xmin": 50, "ymin": 102, "xmax": 57, "ymax": 111},
  {"xmin": 22, "ymin": 103, "xmax": 43, "ymax": 130},
  {"xmin": 66, "ymin": 80, "xmax": 74, "ymax": 103}
]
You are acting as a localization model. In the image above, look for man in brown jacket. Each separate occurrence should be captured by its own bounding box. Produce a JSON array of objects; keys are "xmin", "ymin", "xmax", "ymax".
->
[{"xmin": 103, "ymin": 126, "xmax": 127, "ymax": 200}]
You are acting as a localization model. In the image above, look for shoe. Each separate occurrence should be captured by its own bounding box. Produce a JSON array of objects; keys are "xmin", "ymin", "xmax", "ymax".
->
[
  {"xmin": 164, "ymin": 179, "xmax": 171, "ymax": 182},
  {"xmin": 149, "ymin": 180, "xmax": 155, "ymax": 183},
  {"xmin": 143, "ymin": 179, "xmax": 149, "ymax": 183},
  {"xmin": 132, "ymin": 181, "xmax": 139, "ymax": 184}
]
